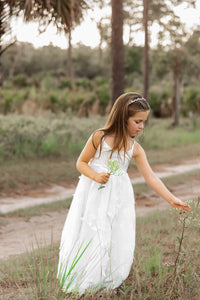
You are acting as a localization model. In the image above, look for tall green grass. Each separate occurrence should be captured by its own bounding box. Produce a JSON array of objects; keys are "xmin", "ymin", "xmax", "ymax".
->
[
  {"xmin": 0, "ymin": 114, "xmax": 106, "ymax": 160},
  {"xmin": 141, "ymin": 117, "xmax": 200, "ymax": 149},
  {"xmin": 0, "ymin": 236, "xmax": 94, "ymax": 299},
  {"xmin": 1, "ymin": 199, "xmax": 199, "ymax": 299},
  {"xmin": 0, "ymin": 115, "xmax": 200, "ymax": 161}
]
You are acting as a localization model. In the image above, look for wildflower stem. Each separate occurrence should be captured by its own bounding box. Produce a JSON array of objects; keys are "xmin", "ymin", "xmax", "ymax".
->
[
  {"xmin": 167, "ymin": 214, "xmax": 187, "ymax": 298},
  {"xmin": 173, "ymin": 215, "xmax": 187, "ymax": 276}
]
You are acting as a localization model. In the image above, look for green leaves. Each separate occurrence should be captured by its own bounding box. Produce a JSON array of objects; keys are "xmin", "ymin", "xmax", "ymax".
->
[{"xmin": 107, "ymin": 159, "xmax": 124, "ymax": 176}]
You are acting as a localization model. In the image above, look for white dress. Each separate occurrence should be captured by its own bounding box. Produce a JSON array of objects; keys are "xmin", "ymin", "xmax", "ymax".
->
[{"xmin": 57, "ymin": 139, "xmax": 136, "ymax": 295}]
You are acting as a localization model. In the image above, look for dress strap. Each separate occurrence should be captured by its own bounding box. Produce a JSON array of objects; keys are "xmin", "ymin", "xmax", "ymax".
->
[{"xmin": 130, "ymin": 140, "xmax": 135, "ymax": 156}]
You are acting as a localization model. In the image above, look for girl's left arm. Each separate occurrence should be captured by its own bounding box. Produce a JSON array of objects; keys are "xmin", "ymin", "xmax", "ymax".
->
[
  {"xmin": 133, "ymin": 142, "xmax": 190, "ymax": 212},
  {"xmin": 76, "ymin": 131, "xmax": 110, "ymax": 184}
]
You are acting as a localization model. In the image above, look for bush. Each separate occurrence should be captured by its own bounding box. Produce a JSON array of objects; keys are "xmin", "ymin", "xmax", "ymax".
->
[
  {"xmin": 0, "ymin": 89, "xmax": 28, "ymax": 114},
  {"xmin": 181, "ymin": 86, "xmax": 200, "ymax": 116},
  {"xmin": 0, "ymin": 115, "xmax": 106, "ymax": 160},
  {"xmin": 149, "ymin": 85, "xmax": 172, "ymax": 118},
  {"xmin": 94, "ymin": 76, "xmax": 109, "ymax": 86},
  {"xmin": 59, "ymin": 78, "xmax": 72, "ymax": 89},
  {"xmin": 96, "ymin": 85, "xmax": 110, "ymax": 107},
  {"xmin": 12, "ymin": 74, "xmax": 28, "ymax": 87},
  {"xmin": 75, "ymin": 78, "xmax": 92, "ymax": 89}
]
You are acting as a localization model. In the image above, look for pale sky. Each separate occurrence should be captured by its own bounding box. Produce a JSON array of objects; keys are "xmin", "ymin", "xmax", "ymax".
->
[{"xmin": 8, "ymin": 2, "xmax": 200, "ymax": 49}]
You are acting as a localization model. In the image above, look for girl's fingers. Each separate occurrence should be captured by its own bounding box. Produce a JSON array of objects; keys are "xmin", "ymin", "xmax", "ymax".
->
[
  {"xmin": 181, "ymin": 203, "xmax": 190, "ymax": 211},
  {"xmin": 183, "ymin": 206, "xmax": 190, "ymax": 212},
  {"xmin": 176, "ymin": 204, "xmax": 190, "ymax": 214}
]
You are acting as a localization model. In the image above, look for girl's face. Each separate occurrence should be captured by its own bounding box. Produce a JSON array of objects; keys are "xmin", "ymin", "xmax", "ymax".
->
[{"xmin": 127, "ymin": 111, "xmax": 149, "ymax": 138}]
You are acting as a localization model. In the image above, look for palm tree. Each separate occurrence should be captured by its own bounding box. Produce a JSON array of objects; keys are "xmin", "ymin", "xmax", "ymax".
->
[
  {"xmin": 2, "ymin": 0, "xmax": 87, "ymax": 30},
  {"xmin": 0, "ymin": 0, "xmax": 87, "ymax": 84}
]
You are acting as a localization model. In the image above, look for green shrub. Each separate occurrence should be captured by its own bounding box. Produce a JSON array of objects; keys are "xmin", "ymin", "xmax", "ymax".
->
[
  {"xmin": 96, "ymin": 85, "xmax": 110, "ymax": 107},
  {"xmin": 67, "ymin": 93, "xmax": 85, "ymax": 112},
  {"xmin": 43, "ymin": 75, "xmax": 57, "ymax": 90},
  {"xmin": 0, "ymin": 115, "xmax": 106, "ymax": 159},
  {"xmin": 75, "ymin": 78, "xmax": 92, "ymax": 89},
  {"xmin": 49, "ymin": 93, "xmax": 58, "ymax": 104},
  {"xmin": 12, "ymin": 74, "xmax": 28, "ymax": 87},
  {"xmin": 59, "ymin": 78, "xmax": 72, "ymax": 89},
  {"xmin": 40, "ymin": 135, "xmax": 58, "ymax": 156},
  {"xmin": 149, "ymin": 90, "xmax": 161, "ymax": 117},
  {"xmin": 30, "ymin": 73, "xmax": 43, "ymax": 88},
  {"xmin": 94, "ymin": 76, "xmax": 109, "ymax": 86},
  {"xmin": 149, "ymin": 85, "xmax": 172, "ymax": 118},
  {"xmin": 181, "ymin": 86, "xmax": 200, "ymax": 116}
]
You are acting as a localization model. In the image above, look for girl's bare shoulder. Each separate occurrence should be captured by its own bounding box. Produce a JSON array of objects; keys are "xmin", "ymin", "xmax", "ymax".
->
[
  {"xmin": 91, "ymin": 129, "xmax": 104, "ymax": 148},
  {"xmin": 132, "ymin": 141, "xmax": 145, "ymax": 157}
]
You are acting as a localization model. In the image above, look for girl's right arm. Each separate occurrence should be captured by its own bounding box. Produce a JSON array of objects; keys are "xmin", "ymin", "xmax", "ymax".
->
[
  {"xmin": 133, "ymin": 142, "xmax": 190, "ymax": 213},
  {"xmin": 76, "ymin": 131, "xmax": 110, "ymax": 184}
]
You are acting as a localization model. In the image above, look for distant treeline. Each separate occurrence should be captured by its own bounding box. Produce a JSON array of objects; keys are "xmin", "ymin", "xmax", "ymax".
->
[
  {"xmin": 2, "ymin": 41, "xmax": 200, "ymax": 85},
  {"xmin": 1, "ymin": 42, "xmax": 200, "ymax": 117}
]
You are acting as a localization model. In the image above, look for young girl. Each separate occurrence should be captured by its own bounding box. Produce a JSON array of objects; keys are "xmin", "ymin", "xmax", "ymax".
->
[{"xmin": 57, "ymin": 92, "xmax": 190, "ymax": 295}]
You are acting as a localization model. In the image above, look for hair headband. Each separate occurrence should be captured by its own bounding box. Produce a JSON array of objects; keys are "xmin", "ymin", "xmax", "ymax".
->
[{"xmin": 129, "ymin": 97, "xmax": 146, "ymax": 105}]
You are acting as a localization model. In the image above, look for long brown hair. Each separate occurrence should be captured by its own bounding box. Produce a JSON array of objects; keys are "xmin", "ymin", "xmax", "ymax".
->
[{"xmin": 93, "ymin": 92, "xmax": 150, "ymax": 156}]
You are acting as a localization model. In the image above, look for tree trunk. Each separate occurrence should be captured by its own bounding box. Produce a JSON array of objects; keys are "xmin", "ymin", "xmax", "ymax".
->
[
  {"xmin": 97, "ymin": 19, "xmax": 103, "ymax": 65},
  {"xmin": 0, "ymin": 47, "xmax": 3, "ymax": 87},
  {"xmin": 143, "ymin": 0, "xmax": 149, "ymax": 101},
  {"xmin": 111, "ymin": 0, "xmax": 124, "ymax": 106},
  {"xmin": 9, "ymin": 45, "xmax": 20, "ymax": 78},
  {"xmin": 66, "ymin": 28, "xmax": 72, "ymax": 78},
  {"xmin": 0, "ymin": 7, "xmax": 3, "ymax": 87},
  {"xmin": 172, "ymin": 57, "xmax": 181, "ymax": 127}
]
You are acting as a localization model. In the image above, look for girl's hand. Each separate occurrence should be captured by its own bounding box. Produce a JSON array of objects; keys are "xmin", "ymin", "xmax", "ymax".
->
[
  {"xmin": 170, "ymin": 197, "xmax": 191, "ymax": 213},
  {"xmin": 95, "ymin": 172, "xmax": 110, "ymax": 184}
]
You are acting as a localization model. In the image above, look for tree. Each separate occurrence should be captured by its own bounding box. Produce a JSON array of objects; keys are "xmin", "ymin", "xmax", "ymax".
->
[
  {"xmin": 157, "ymin": 15, "xmax": 192, "ymax": 126},
  {"xmin": 143, "ymin": 0, "xmax": 149, "ymax": 101},
  {"xmin": 93, "ymin": 0, "xmax": 111, "ymax": 65},
  {"xmin": 124, "ymin": 0, "xmax": 175, "ymax": 102},
  {"xmin": 66, "ymin": 28, "xmax": 72, "ymax": 78},
  {"xmin": 111, "ymin": 0, "xmax": 124, "ymax": 105},
  {"xmin": 157, "ymin": 0, "xmax": 197, "ymax": 126},
  {"xmin": 184, "ymin": 28, "xmax": 200, "ymax": 83},
  {"xmin": 0, "ymin": 0, "xmax": 87, "ymax": 84},
  {"xmin": 0, "ymin": 1, "xmax": 17, "ymax": 85}
]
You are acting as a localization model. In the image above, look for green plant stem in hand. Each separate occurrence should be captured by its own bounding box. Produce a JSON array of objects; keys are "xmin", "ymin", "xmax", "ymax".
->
[
  {"xmin": 98, "ymin": 172, "xmax": 110, "ymax": 190},
  {"xmin": 98, "ymin": 160, "xmax": 124, "ymax": 190}
]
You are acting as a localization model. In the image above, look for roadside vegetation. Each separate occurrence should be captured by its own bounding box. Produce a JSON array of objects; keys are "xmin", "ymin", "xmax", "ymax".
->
[{"xmin": 0, "ymin": 115, "xmax": 199, "ymax": 195}]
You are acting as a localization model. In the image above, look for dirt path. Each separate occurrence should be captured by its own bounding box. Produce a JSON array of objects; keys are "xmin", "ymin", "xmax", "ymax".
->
[
  {"xmin": 0, "ymin": 158, "xmax": 200, "ymax": 261},
  {"xmin": 0, "ymin": 158, "xmax": 199, "ymax": 214}
]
